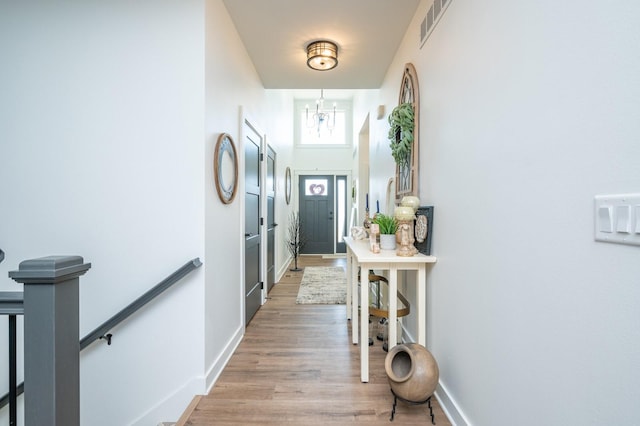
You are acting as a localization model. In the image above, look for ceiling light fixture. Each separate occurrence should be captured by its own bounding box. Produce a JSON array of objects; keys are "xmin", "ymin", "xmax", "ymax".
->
[
  {"xmin": 306, "ymin": 89, "xmax": 336, "ymax": 136},
  {"xmin": 306, "ymin": 40, "xmax": 338, "ymax": 71}
]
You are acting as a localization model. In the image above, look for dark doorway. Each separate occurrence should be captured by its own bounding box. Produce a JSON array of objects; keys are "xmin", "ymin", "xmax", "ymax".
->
[
  {"xmin": 299, "ymin": 175, "xmax": 334, "ymax": 254},
  {"xmin": 266, "ymin": 145, "xmax": 276, "ymax": 292},
  {"xmin": 244, "ymin": 122, "xmax": 262, "ymax": 325}
]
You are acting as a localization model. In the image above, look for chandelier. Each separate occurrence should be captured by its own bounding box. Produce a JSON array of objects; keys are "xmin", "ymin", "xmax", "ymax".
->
[{"xmin": 305, "ymin": 89, "xmax": 336, "ymax": 137}]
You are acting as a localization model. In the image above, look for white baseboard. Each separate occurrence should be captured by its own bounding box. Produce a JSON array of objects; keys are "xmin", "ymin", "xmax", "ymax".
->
[
  {"xmin": 131, "ymin": 375, "xmax": 205, "ymax": 426},
  {"xmin": 399, "ymin": 324, "xmax": 469, "ymax": 426},
  {"xmin": 434, "ymin": 381, "xmax": 470, "ymax": 426},
  {"xmin": 131, "ymin": 325, "xmax": 244, "ymax": 425},
  {"xmin": 276, "ymin": 255, "xmax": 293, "ymax": 283},
  {"xmin": 321, "ymin": 254, "xmax": 346, "ymax": 259},
  {"xmin": 205, "ymin": 324, "xmax": 244, "ymax": 392}
]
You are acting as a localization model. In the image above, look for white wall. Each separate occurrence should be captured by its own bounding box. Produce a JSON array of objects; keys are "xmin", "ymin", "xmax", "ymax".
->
[
  {"xmin": 3, "ymin": 0, "xmax": 639, "ymax": 424},
  {"xmin": 202, "ymin": 0, "xmax": 266, "ymax": 391},
  {"xmin": 352, "ymin": 90, "xmax": 390, "ymax": 222},
  {"xmin": 0, "ymin": 0, "xmax": 271, "ymax": 424},
  {"xmin": 264, "ymin": 90, "xmax": 297, "ymax": 275},
  {"xmin": 370, "ymin": 0, "xmax": 640, "ymax": 424}
]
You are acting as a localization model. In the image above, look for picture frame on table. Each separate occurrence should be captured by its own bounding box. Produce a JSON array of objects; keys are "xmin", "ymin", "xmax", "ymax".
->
[{"xmin": 414, "ymin": 206, "xmax": 434, "ymax": 255}]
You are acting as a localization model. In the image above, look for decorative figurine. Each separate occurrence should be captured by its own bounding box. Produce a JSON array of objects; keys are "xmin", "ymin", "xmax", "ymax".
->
[
  {"xmin": 394, "ymin": 207, "xmax": 417, "ymax": 256},
  {"xmin": 396, "ymin": 223, "xmax": 414, "ymax": 256},
  {"xmin": 369, "ymin": 223, "xmax": 380, "ymax": 253}
]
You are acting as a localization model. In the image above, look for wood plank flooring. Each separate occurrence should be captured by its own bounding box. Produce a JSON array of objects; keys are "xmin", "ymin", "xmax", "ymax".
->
[{"xmin": 182, "ymin": 255, "xmax": 451, "ymax": 425}]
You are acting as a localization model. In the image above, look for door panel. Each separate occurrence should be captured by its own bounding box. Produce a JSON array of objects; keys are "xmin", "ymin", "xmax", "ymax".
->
[
  {"xmin": 266, "ymin": 145, "xmax": 276, "ymax": 292},
  {"xmin": 244, "ymin": 123, "xmax": 261, "ymax": 325},
  {"xmin": 244, "ymin": 241, "xmax": 261, "ymax": 324},
  {"xmin": 299, "ymin": 175, "xmax": 334, "ymax": 254}
]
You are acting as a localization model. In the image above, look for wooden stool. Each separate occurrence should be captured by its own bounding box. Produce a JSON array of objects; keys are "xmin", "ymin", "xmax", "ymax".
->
[{"xmin": 358, "ymin": 271, "xmax": 411, "ymax": 349}]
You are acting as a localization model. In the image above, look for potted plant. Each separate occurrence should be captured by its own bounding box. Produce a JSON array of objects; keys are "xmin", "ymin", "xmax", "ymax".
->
[
  {"xmin": 372, "ymin": 214, "xmax": 398, "ymax": 250},
  {"xmin": 387, "ymin": 102, "xmax": 415, "ymax": 165}
]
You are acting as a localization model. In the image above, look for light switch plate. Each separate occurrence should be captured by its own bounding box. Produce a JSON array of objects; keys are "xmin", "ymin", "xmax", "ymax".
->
[
  {"xmin": 594, "ymin": 193, "xmax": 640, "ymax": 246},
  {"xmin": 597, "ymin": 206, "xmax": 613, "ymax": 233}
]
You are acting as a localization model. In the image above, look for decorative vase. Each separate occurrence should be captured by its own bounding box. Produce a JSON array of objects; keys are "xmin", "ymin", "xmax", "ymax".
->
[
  {"xmin": 380, "ymin": 234, "xmax": 397, "ymax": 250},
  {"xmin": 385, "ymin": 343, "xmax": 439, "ymax": 402},
  {"xmin": 394, "ymin": 206, "xmax": 415, "ymax": 221},
  {"xmin": 400, "ymin": 196, "xmax": 420, "ymax": 213}
]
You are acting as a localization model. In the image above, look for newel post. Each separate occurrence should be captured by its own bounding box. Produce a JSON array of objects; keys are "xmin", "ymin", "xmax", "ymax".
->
[{"xmin": 9, "ymin": 256, "xmax": 91, "ymax": 426}]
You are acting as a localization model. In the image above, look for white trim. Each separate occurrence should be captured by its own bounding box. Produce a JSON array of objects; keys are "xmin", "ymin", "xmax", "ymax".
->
[
  {"xmin": 434, "ymin": 381, "xmax": 471, "ymax": 426},
  {"xmin": 130, "ymin": 376, "xmax": 204, "ymax": 426},
  {"xmin": 132, "ymin": 321, "xmax": 243, "ymax": 424},
  {"xmin": 399, "ymin": 324, "xmax": 467, "ymax": 426},
  {"xmin": 276, "ymin": 254, "xmax": 294, "ymax": 283},
  {"xmin": 205, "ymin": 323, "xmax": 244, "ymax": 392},
  {"xmin": 130, "ymin": 375, "xmax": 205, "ymax": 426},
  {"xmin": 240, "ymin": 109, "xmax": 265, "ymax": 323}
]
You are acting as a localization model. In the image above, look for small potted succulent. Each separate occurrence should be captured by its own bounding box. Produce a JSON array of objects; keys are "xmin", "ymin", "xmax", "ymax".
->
[{"xmin": 372, "ymin": 214, "xmax": 398, "ymax": 250}]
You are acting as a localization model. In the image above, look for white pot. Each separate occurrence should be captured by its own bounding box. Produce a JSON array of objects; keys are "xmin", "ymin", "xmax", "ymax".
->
[{"xmin": 380, "ymin": 234, "xmax": 397, "ymax": 250}]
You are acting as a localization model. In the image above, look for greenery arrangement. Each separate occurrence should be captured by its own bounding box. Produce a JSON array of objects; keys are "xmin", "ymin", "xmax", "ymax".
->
[
  {"xmin": 372, "ymin": 214, "xmax": 398, "ymax": 235},
  {"xmin": 387, "ymin": 102, "xmax": 415, "ymax": 164}
]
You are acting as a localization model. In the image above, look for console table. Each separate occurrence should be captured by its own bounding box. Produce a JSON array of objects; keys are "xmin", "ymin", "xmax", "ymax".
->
[{"xmin": 344, "ymin": 236, "xmax": 437, "ymax": 382}]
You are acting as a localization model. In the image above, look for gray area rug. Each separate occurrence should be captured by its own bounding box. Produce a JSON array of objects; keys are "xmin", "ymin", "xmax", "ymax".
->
[{"xmin": 295, "ymin": 266, "xmax": 346, "ymax": 304}]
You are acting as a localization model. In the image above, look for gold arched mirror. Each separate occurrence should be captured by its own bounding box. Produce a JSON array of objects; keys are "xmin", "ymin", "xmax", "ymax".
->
[
  {"xmin": 395, "ymin": 63, "xmax": 420, "ymax": 203},
  {"xmin": 214, "ymin": 133, "xmax": 238, "ymax": 204}
]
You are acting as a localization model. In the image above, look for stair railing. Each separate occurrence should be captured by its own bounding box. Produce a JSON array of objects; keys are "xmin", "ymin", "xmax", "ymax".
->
[
  {"xmin": 0, "ymin": 291, "xmax": 22, "ymax": 426},
  {"xmin": 0, "ymin": 255, "xmax": 202, "ymax": 426},
  {"xmin": 80, "ymin": 257, "xmax": 202, "ymax": 349}
]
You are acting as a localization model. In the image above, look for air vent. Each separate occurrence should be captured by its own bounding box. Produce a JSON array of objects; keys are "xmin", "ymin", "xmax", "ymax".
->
[{"xmin": 420, "ymin": 0, "xmax": 453, "ymax": 48}]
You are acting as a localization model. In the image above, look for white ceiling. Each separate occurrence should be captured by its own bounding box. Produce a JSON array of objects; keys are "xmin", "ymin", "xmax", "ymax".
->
[{"xmin": 222, "ymin": 0, "xmax": 422, "ymax": 89}]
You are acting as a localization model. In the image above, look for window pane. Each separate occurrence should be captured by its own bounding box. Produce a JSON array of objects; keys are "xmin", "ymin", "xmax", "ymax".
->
[
  {"xmin": 304, "ymin": 179, "xmax": 328, "ymax": 196},
  {"xmin": 299, "ymin": 110, "xmax": 346, "ymax": 145},
  {"xmin": 294, "ymin": 98, "xmax": 352, "ymax": 148},
  {"xmin": 337, "ymin": 178, "xmax": 346, "ymax": 243}
]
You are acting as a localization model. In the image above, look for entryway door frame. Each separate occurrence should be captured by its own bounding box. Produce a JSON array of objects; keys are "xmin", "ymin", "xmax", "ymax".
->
[
  {"xmin": 241, "ymin": 114, "xmax": 263, "ymax": 326},
  {"xmin": 293, "ymin": 169, "xmax": 352, "ymax": 255},
  {"xmin": 241, "ymin": 111, "xmax": 277, "ymax": 327}
]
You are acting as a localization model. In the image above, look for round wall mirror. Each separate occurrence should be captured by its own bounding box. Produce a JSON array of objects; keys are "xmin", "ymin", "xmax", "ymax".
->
[
  {"xmin": 284, "ymin": 166, "xmax": 292, "ymax": 205},
  {"xmin": 214, "ymin": 133, "xmax": 238, "ymax": 204}
]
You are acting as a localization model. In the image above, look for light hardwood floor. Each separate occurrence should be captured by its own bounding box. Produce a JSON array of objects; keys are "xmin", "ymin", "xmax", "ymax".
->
[{"xmin": 181, "ymin": 255, "xmax": 451, "ymax": 425}]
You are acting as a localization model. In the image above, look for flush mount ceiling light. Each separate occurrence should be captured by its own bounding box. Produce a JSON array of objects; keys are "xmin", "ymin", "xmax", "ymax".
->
[{"xmin": 306, "ymin": 40, "xmax": 338, "ymax": 71}]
